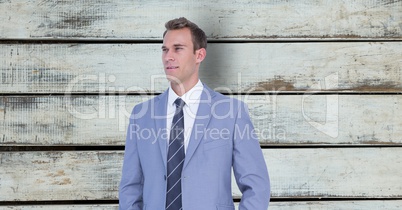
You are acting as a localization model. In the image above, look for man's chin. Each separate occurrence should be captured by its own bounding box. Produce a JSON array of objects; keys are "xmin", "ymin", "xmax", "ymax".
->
[{"xmin": 165, "ymin": 74, "xmax": 182, "ymax": 84}]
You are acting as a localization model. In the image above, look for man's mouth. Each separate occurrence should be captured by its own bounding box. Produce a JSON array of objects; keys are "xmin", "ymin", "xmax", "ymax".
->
[{"xmin": 166, "ymin": 66, "xmax": 179, "ymax": 70}]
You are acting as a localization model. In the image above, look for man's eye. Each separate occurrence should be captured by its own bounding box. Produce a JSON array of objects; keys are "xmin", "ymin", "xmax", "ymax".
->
[{"xmin": 175, "ymin": 48, "xmax": 182, "ymax": 51}]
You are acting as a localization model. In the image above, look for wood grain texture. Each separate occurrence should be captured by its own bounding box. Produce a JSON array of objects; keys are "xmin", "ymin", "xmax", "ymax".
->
[
  {"xmin": 0, "ymin": 205, "xmax": 118, "ymax": 210},
  {"xmin": 0, "ymin": 0, "xmax": 401, "ymax": 39},
  {"xmin": 0, "ymin": 148, "xmax": 401, "ymax": 201},
  {"xmin": 1, "ymin": 95, "xmax": 401, "ymax": 146},
  {"xmin": 1, "ymin": 0, "xmax": 400, "ymax": 208},
  {"xmin": 1, "ymin": 42, "xmax": 401, "ymax": 94},
  {"xmin": 2, "ymin": 200, "xmax": 402, "ymax": 209},
  {"xmin": 265, "ymin": 148, "xmax": 402, "ymax": 199},
  {"xmin": 0, "ymin": 151, "xmax": 121, "ymax": 201}
]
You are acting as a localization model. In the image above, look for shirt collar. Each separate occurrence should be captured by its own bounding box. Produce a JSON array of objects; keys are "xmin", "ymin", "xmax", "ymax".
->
[{"xmin": 168, "ymin": 80, "xmax": 204, "ymax": 107}]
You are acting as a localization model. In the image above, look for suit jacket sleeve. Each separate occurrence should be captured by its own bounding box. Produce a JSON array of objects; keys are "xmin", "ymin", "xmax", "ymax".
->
[
  {"xmin": 233, "ymin": 102, "xmax": 270, "ymax": 210},
  {"xmin": 119, "ymin": 106, "xmax": 144, "ymax": 210}
]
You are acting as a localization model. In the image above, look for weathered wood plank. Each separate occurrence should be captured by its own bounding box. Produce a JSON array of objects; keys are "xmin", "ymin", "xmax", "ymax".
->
[
  {"xmin": 2, "ymin": 200, "xmax": 402, "ymax": 209},
  {"xmin": 0, "ymin": 0, "xmax": 401, "ymax": 39},
  {"xmin": 0, "ymin": 205, "xmax": 118, "ymax": 210},
  {"xmin": 1, "ymin": 42, "xmax": 401, "ymax": 93},
  {"xmin": 1, "ymin": 95, "xmax": 401, "ymax": 145},
  {"xmin": 0, "ymin": 148, "xmax": 401, "ymax": 201},
  {"xmin": 265, "ymin": 148, "xmax": 402, "ymax": 199},
  {"xmin": 267, "ymin": 201, "xmax": 402, "ymax": 210},
  {"xmin": 0, "ymin": 151, "xmax": 121, "ymax": 201}
]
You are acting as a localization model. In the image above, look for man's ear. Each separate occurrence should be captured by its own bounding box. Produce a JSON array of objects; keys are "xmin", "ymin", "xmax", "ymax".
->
[{"xmin": 195, "ymin": 48, "xmax": 207, "ymax": 63}]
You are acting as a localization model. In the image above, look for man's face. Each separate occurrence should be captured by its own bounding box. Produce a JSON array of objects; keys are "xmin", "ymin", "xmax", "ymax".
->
[{"xmin": 162, "ymin": 28, "xmax": 202, "ymax": 87}]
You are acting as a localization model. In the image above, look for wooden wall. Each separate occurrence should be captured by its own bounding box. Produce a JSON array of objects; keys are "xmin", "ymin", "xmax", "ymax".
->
[{"xmin": 1, "ymin": 0, "xmax": 402, "ymax": 209}]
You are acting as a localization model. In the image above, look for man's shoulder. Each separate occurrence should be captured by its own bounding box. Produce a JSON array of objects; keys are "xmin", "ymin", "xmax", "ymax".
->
[
  {"xmin": 203, "ymin": 84, "xmax": 243, "ymax": 102},
  {"xmin": 207, "ymin": 88, "xmax": 248, "ymax": 112},
  {"xmin": 131, "ymin": 89, "xmax": 168, "ymax": 113}
]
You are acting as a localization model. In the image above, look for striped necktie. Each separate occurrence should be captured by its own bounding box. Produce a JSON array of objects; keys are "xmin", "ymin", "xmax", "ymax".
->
[{"xmin": 166, "ymin": 98, "xmax": 185, "ymax": 210}]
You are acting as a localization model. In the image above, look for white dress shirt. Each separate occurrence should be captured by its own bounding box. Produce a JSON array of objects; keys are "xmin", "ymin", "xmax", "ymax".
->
[{"xmin": 166, "ymin": 80, "xmax": 203, "ymax": 154}]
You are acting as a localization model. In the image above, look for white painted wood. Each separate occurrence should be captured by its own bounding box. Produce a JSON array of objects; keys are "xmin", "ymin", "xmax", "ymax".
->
[
  {"xmin": 0, "ymin": 0, "xmax": 401, "ymax": 39},
  {"xmin": 267, "ymin": 201, "xmax": 402, "ymax": 210},
  {"xmin": 0, "ymin": 148, "xmax": 401, "ymax": 201},
  {"xmin": 2, "ymin": 200, "xmax": 402, "ymax": 209},
  {"xmin": 0, "ymin": 151, "xmax": 121, "ymax": 201},
  {"xmin": 1, "ymin": 1, "xmax": 400, "ymax": 209},
  {"xmin": 261, "ymin": 148, "xmax": 402, "ymax": 199},
  {"xmin": 0, "ymin": 42, "xmax": 401, "ymax": 94},
  {"xmin": 0, "ymin": 205, "xmax": 117, "ymax": 210},
  {"xmin": 1, "ymin": 95, "xmax": 401, "ymax": 145}
]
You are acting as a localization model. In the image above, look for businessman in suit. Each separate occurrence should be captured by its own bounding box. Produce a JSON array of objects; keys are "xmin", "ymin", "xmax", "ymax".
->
[{"xmin": 119, "ymin": 17, "xmax": 270, "ymax": 210}]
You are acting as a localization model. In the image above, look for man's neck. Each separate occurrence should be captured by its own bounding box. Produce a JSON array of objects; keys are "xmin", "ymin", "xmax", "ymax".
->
[{"xmin": 170, "ymin": 80, "xmax": 199, "ymax": 96}]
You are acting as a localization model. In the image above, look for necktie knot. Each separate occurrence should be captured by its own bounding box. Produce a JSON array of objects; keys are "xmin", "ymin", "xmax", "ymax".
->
[{"xmin": 174, "ymin": 98, "xmax": 185, "ymax": 109}]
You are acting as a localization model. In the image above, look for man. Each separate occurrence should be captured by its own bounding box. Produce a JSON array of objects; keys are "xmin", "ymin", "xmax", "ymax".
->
[{"xmin": 119, "ymin": 17, "xmax": 270, "ymax": 210}]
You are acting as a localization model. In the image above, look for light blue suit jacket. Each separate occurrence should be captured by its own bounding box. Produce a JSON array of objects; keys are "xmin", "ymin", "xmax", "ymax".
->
[{"xmin": 119, "ymin": 85, "xmax": 270, "ymax": 210}]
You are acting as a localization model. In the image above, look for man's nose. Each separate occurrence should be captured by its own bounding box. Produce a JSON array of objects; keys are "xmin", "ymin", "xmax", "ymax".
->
[{"xmin": 164, "ymin": 51, "xmax": 175, "ymax": 61}]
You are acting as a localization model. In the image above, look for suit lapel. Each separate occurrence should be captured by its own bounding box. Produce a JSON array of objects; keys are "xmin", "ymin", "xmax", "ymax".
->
[
  {"xmin": 183, "ymin": 85, "xmax": 216, "ymax": 169},
  {"xmin": 154, "ymin": 90, "xmax": 169, "ymax": 170}
]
